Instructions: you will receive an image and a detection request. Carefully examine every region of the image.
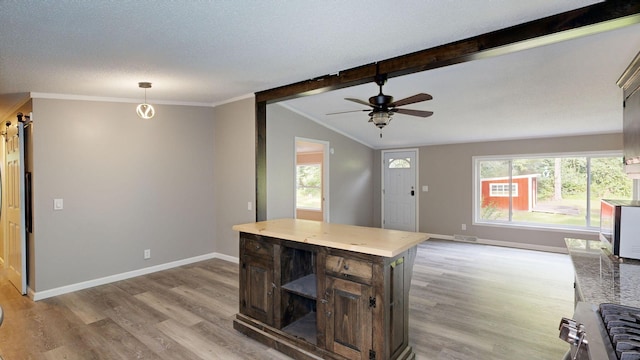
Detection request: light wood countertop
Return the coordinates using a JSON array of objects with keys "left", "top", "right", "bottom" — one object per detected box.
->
[{"left": 232, "top": 218, "right": 429, "bottom": 258}]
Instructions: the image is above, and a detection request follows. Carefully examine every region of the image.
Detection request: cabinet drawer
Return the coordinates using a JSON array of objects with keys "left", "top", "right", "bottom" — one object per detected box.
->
[
  {"left": 325, "top": 255, "right": 372, "bottom": 280},
  {"left": 243, "top": 237, "right": 273, "bottom": 258}
]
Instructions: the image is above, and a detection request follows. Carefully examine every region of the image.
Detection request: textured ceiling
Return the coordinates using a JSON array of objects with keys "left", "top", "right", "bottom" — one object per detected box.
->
[
  {"left": 3, "top": 0, "right": 636, "bottom": 148},
  {"left": 283, "top": 22, "right": 640, "bottom": 148}
]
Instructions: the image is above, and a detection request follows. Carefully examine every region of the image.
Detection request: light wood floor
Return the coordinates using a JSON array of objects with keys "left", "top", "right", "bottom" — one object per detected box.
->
[{"left": 0, "top": 240, "right": 574, "bottom": 360}]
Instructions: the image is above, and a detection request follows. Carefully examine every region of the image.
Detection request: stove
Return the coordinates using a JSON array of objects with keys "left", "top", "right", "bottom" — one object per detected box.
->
[{"left": 560, "top": 302, "right": 640, "bottom": 360}]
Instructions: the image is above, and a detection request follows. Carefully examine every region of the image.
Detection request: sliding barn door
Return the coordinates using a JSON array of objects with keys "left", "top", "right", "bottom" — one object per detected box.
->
[{"left": 5, "top": 121, "right": 27, "bottom": 295}]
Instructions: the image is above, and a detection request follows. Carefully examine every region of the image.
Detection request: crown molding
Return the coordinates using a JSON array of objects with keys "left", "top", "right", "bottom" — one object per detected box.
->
[
  {"left": 211, "top": 93, "right": 255, "bottom": 107},
  {"left": 30, "top": 92, "right": 214, "bottom": 107}
]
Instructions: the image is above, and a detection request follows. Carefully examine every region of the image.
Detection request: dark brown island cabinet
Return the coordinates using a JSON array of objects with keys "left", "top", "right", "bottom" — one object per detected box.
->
[{"left": 232, "top": 219, "right": 429, "bottom": 360}]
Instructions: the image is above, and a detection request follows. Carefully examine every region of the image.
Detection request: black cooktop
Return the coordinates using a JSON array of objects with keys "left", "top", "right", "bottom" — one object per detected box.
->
[{"left": 600, "top": 303, "right": 640, "bottom": 360}]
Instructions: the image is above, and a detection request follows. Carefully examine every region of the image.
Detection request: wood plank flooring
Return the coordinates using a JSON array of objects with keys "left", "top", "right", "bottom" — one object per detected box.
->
[{"left": 0, "top": 240, "right": 574, "bottom": 359}]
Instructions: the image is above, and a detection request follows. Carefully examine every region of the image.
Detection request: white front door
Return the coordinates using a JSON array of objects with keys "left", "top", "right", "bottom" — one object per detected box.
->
[
  {"left": 5, "top": 120, "right": 27, "bottom": 294},
  {"left": 383, "top": 150, "right": 418, "bottom": 232}
]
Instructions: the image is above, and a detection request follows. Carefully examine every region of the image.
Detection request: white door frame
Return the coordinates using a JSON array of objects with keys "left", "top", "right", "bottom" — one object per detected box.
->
[
  {"left": 294, "top": 137, "right": 330, "bottom": 222},
  {"left": 381, "top": 148, "right": 419, "bottom": 231}
]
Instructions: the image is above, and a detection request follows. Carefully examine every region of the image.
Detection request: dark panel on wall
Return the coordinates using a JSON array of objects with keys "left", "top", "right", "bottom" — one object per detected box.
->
[{"left": 256, "top": 101, "right": 267, "bottom": 221}]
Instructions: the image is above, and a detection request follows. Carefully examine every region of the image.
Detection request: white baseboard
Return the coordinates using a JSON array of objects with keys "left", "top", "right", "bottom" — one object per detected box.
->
[
  {"left": 425, "top": 233, "right": 568, "bottom": 254},
  {"left": 31, "top": 252, "right": 240, "bottom": 301},
  {"left": 213, "top": 252, "right": 240, "bottom": 264},
  {"left": 29, "top": 235, "right": 566, "bottom": 301}
]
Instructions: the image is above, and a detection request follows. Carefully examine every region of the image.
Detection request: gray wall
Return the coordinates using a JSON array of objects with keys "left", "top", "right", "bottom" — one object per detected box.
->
[
  {"left": 32, "top": 98, "right": 217, "bottom": 292},
  {"left": 26, "top": 94, "right": 616, "bottom": 293},
  {"left": 267, "top": 104, "right": 374, "bottom": 226},
  {"left": 413, "top": 133, "right": 623, "bottom": 249},
  {"left": 212, "top": 97, "right": 256, "bottom": 258}
]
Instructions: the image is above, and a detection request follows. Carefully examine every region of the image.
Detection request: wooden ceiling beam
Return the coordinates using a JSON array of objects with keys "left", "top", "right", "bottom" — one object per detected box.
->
[{"left": 256, "top": 1, "right": 640, "bottom": 104}]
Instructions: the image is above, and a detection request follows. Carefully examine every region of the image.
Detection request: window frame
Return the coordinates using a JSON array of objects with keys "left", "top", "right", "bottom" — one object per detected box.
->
[{"left": 472, "top": 151, "right": 629, "bottom": 233}]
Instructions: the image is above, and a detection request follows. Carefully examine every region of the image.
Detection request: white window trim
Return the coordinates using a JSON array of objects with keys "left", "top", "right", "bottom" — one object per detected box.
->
[{"left": 472, "top": 151, "right": 626, "bottom": 232}]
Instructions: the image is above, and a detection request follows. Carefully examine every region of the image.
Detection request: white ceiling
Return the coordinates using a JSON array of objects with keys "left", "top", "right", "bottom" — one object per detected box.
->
[
  {"left": 283, "top": 22, "right": 640, "bottom": 148},
  {"left": 2, "top": 1, "right": 638, "bottom": 148}
]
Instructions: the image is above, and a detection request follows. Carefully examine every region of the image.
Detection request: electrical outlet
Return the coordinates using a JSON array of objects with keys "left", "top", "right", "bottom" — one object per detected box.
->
[
  {"left": 461, "top": 224, "right": 467, "bottom": 231},
  {"left": 144, "top": 249, "right": 151, "bottom": 260},
  {"left": 54, "top": 198, "right": 64, "bottom": 210}
]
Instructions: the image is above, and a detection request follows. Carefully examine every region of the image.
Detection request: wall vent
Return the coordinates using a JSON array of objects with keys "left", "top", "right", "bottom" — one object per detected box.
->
[{"left": 453, "top": 234, "right": 478, "bottom": 242}]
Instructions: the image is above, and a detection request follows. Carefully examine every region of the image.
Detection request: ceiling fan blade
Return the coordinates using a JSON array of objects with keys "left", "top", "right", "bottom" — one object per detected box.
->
[
  {"left": 393, "top": 108, "right": 434, "bottom": 117},
  {"left": 390, "top": 93, "right": 433, "bottom": 107},
  {"left": 345, "top": 98, "right": 374, "bottom": 107},
  {"left": 326, "top": 109, "right": 369, "bottom": 115}
]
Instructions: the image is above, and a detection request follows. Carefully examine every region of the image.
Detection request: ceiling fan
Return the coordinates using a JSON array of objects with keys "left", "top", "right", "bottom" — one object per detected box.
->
[{"left": 328, "top": 73, "right": 433, "bottom": 135}]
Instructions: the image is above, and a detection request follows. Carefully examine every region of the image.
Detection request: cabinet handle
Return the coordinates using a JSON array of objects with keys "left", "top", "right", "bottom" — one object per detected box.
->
[
  {"left": 320, "top": 299, "right": 328, "bottom": 304},
  {"left": 255, "top": 244, "right": 261, "bottom": 250},
  {"left": 326, "top": 311, "right": 332, "bottom": 318},
  {"left": 343, "top": 264, "right": 350, "bottom": 270}
]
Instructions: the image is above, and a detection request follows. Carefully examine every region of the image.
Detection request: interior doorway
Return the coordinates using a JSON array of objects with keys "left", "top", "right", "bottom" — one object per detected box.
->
[
  {"left": 2, "top": 117, "right": 28, "bottom": 295},
  {"left": 295, "top": 138, "right": 329, "bottom": 222},
  {"left": 382, "top": 149, "right": 418, "bottom": 232}
]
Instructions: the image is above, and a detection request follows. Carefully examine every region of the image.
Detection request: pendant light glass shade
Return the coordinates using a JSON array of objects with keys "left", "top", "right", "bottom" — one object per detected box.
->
[
  {"left": 370, "top": 112, "right": 391, "bottom": 129},
  {"left": 136, "top": 103, "right": 155, "bottom": 119},
  {"left": 136, "top": 82, "right": 155, "bottom": 119}
]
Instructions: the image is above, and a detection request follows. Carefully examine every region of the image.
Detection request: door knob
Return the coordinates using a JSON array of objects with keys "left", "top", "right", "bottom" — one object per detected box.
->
[{"left": 410, "top": 190, "right": 415, "bottom": 196}]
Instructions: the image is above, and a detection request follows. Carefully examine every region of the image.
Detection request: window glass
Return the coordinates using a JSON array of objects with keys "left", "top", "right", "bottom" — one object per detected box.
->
[
  {"left": 489, "top": 183, "right": 518, "bottom": 197},
  {"left": 388, "top": 158, "right": 411, "bottom": 169},
  {"left": 296, "top": 164, "right": 322, "bottom": 210},
  {"left": 511, "top": 157, "right": 586, "bottom": 227},
  {"left": 475, "top": 154, "right": 631, "bottom": 230},
  {"left": 478, "top": 160, "right": 510, "bottom": 221},
  {"left": 590, "top": 156, "right": 633, "bottom": 227}
]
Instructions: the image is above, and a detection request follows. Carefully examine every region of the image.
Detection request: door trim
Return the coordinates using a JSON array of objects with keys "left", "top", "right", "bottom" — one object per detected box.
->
[{"left": 381, "top": 149, "right": 419, "bottom": 231}]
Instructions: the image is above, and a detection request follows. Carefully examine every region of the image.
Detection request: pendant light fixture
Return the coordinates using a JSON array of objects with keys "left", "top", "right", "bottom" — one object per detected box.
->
[{"left": 136, "top": 82, "right": 155, "bottom": 119}]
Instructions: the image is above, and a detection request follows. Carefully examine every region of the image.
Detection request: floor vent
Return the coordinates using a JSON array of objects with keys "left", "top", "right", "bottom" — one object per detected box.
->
[{"left": 453, "top": 234, "right": 478, "bottom": 242}]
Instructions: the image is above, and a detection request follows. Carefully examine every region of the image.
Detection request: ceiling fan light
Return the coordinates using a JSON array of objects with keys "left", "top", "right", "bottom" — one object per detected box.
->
[{"left": 371, "top": 112, "right": 391, "bottom": 129}]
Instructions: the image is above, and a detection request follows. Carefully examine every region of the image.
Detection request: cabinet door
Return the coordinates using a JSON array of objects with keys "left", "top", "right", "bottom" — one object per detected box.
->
[
  {"left": 389, "top": 257, "right": 406, "bottom": 357},
  {"left": 241, "top": 255, "right": 274, "bottom": 325},
  {"left": 324, "top": 276, "right": 372, "bottom": 360}
]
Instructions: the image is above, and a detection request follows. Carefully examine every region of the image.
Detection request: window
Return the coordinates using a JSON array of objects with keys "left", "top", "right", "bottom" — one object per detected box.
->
[
  {"left": 388, "top": 158, "right": 411, "bottom": 168},
  {"left": 489, "top": 183, "right": 518, "bottom": 197},
  {"left": 296, "top": 164, "right": 322, "bottom": 210},
  {"left": 475, "top": 153, "right": 632, "bottom": 230}
]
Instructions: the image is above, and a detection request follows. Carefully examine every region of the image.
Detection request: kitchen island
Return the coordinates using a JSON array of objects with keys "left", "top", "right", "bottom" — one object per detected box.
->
[
  {"left": 565, "top": 238, "right": 640, "bottom": 308},
  {"left": 232, "top": 218, "right": 429, "bottom": 360}
]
